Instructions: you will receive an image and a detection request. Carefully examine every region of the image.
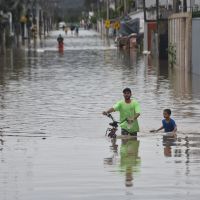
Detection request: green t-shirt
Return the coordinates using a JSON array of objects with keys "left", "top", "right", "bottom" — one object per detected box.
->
[{"left": 113, "top": 99, "right": 141, "bottom": 133}]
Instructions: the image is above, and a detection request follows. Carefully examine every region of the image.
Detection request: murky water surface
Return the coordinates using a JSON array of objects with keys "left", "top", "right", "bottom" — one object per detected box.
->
[{"left": 0, "top": 29, "right": 200, "bottom": 200}]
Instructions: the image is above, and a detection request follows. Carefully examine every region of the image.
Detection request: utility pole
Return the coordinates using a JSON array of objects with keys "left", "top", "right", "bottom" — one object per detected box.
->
[
  {"left": 114, "top": 0, "right": 117, "bottom": 11},
  {"left": 106, "top": 0, "right": 109, "bottom": 37},
  {"left": 97, "top": 0, "right": 100, "bottom": 19},
  {"left": 106, "top": 0, "right": 109, "bottom": 20},
  {"left": 124, "top": 0, "right": 127, "bottom": 14}
]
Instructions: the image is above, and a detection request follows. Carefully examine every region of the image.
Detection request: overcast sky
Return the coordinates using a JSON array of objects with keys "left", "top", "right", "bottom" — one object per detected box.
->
[{"left": 145, "top": 0, "right": 200, "bottom": 7}]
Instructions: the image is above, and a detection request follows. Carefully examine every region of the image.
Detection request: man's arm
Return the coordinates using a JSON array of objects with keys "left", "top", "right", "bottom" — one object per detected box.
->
[
  {"left": 127, "top": 113, "right": 140, "bottom": 124},
  {"left": 133, "top": 100, "right": 141, "bottom": 121},
  {"left": 102, "top": 108, "right": 115, "bottom": 115},
  {"left": 128, "top": 113, "right": 140, "bottom": 123},
  {"left": 134, "top": 113, "right": 140, "bottom": 120}
]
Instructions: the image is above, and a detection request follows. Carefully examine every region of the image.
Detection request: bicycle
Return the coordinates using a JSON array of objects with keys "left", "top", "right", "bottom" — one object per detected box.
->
[{"left": 105, "top": 113, "right": 120, "bottom": 138}]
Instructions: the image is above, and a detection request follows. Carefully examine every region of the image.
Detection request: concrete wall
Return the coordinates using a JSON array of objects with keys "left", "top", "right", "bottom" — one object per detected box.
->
[
  {"left": 168, "top": 12, "right": 192, "bottom": 72},
  {"left": 192, "top": 18, "right": 200, "bottom": 75},
  {"left": 144, "top": 22, "right": 148, "bottom": 51}
]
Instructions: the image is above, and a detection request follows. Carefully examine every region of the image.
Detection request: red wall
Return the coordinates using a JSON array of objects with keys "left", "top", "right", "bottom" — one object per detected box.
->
[{"left": 147, "top": 22, "right": 157, "bottom": 51}]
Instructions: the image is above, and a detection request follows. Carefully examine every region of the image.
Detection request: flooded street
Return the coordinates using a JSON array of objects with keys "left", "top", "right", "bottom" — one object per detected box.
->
[{"left": 0, "top": 29, "right": 200, "bottom": 200}]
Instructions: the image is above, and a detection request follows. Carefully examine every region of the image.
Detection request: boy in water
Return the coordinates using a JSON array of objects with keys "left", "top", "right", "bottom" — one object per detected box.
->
[{"left": 151, "top": 109, "right": 177, "bottom": 136}]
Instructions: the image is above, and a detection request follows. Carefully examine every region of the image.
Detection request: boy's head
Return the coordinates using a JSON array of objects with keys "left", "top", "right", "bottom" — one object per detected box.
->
[
  {"left": 163, "top": 109, "right": 171, "bottom": 119},
  {"left": 123, "top": 88, "right": 132, "bottom": 100}
]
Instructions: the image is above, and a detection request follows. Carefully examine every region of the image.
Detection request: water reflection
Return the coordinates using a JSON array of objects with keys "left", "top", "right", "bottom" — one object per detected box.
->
[
  {"left": 163, "top": 136, "right": 177, "bottom": 157},
  {"left": 104, "top": 139, "right": 118, "bottom": 165},
  {"left": 143, "top": 54, "right": 199, "bottom": 100},
  {"left": 0, "top": 138, "right": 4, "bottom": 151},
  {"left": 169, "top": 68, "right": 192, "bottom": 98},
  {"left": 161, "top": 132, "right": 200, "bottom": 178},
  {"left": 117, "top": 49, "right": 137, "bottom": 67},
  {"left": 104, "top": 138, "right": 140, "bottom": 188},
  {"left": 120, "top": 138, "right": 140, "bottom": 187},
  {"left": 0, "top": 29, "right": 200, "bottom": 199},
  {"left": 0, "top": 49, "right": 26, "bottom": 85}
]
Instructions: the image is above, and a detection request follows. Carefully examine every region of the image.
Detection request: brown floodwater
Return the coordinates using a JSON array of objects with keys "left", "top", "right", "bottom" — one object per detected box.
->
[{"left": 0, "top": 29, "right": 200, "bottom": 200}]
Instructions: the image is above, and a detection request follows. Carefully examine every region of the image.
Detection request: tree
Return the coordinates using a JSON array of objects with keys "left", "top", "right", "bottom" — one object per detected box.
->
[
  {"left": 0, "top": 0, "right": 22, "bottom": 12},
  {"left": 84, "top": 0, "right": 97, "bottom": 11}
]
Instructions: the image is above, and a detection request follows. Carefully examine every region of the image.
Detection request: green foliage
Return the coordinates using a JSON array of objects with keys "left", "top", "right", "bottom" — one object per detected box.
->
[
  {"left": 110, "top": 9, "right": 119, "bottom": 19},
  {"left": 99, "top": 8, "right": 119, "bottom": 20},
  {"left": 117, "top": 4, "right": 124, "bottom": 15},
  {"left": 90, "top": 15, "right": 97, "bottom": 24},
  {"left": 192, "top": 10, "right": 200, "bottom": 18},
  {"left": 84, "top": 0, "right": 98, "bottom": 11},
  {"left": 0, "top": 0, "right": 23, "bottom": 24},
  {"left": 0, "top": 0, "right": 21, "bottom": 12},
  {"left": 128, "top": 0, "right": 135, "bottom": 10},
  {"left": 168, "top": 43, "right": 176, "bottom": 67}
]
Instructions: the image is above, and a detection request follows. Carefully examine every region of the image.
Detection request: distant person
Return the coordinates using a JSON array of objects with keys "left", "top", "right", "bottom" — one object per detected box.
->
[
  {"left": 75, "top": 25, "right": 79, "bottom": 36},
  {"left": 102, "top": 88, "right": 141, "bottom": 136},
  {"left": 57, "top": 34, "right": 64, "bottom": 52},
  {"left": 151, "top": 109, "right": 177, "bottom": 136},
  {"left": 64, "top": 27, "right": 68, "bottom": 35},
  {"left": 31, "top": 25, "right": 37, "bottom": 39},
  {"left": 70, "top": 25, "right": 75, "bottom": 35},
  {"left": 57, "top": 34, "right": 64, "bottom": 45}
]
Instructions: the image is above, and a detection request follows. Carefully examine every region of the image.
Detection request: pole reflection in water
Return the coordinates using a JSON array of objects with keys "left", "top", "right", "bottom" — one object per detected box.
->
[
  {"left": 117, "top": 49, "right": 137, "bottom": 67},
  {"left": 0, "top": 138, "right": 4, "bottom": 151}
]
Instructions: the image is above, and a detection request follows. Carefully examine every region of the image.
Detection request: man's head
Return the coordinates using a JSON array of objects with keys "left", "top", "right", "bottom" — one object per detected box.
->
[
  {"left": 163, "top": 109, "right": 171, "bottom": 119},
  {"left": 123, "top": 88, "right": 132, "bottom": 101}
]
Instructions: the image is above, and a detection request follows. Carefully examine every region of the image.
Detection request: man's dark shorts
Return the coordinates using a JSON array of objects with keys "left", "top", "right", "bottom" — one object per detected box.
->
[{"left": 121, "top": 129, "right": 137, "bottom": 136}]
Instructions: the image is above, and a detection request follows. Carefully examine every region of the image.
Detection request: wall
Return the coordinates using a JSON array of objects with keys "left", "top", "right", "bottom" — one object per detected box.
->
[
  {"left": 168, "top": 12, "right": 192, "bottom": 72},
  {"left": 143, "top": 21, "right": 157, "bottom": 54},
  {"left": 192, "top": 18, "right": 200, "bottom": 75}
]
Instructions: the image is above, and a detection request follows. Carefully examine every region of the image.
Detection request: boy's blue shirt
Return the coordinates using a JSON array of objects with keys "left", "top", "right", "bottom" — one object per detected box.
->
[{"left": 162, "top": 118, "right": 176, "bottom": 132}]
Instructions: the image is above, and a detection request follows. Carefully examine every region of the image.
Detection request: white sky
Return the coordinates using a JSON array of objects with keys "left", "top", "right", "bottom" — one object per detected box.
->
[{"left": 145, "top": 0, "right": 200, "bottom": 7}]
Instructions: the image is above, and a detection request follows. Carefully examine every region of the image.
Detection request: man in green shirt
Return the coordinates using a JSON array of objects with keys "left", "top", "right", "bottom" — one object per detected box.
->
[{"left": 102, "top": 88, "right": 141, "bottom": 136}]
